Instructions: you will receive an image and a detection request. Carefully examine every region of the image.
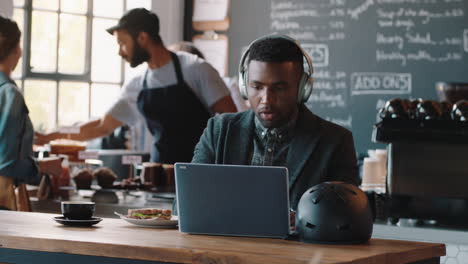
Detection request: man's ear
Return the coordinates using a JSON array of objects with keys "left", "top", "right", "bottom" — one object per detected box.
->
[
  {"left": 14, "top": 44, "right": 21, "bottom": 56},
  {"left": 10, "top": 43, "right": 21, "bottom": 61},
  {"left": 136, "top": 31, "right": 150, "bottom": 47}
]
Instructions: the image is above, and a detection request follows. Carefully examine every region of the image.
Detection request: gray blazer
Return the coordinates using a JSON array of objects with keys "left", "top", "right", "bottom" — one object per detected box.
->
[{"left": 192, "top": 106, "right": 359, "bottom": 209}]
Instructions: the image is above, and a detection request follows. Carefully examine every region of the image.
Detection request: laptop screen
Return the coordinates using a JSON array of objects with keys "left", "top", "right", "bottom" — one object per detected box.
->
[{"left": 175, "top": 163, "right": 290, "bottom": 238}]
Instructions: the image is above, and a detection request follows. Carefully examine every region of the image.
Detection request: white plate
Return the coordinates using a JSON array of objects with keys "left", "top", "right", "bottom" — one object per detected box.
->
[{"left": 114, "top": 212, "right": 178, "bottom": 228}]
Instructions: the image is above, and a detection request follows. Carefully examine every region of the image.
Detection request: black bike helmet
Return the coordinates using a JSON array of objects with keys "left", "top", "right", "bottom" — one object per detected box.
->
[{"left": 296, "top": 181, "right": 373, "bottom": 244}]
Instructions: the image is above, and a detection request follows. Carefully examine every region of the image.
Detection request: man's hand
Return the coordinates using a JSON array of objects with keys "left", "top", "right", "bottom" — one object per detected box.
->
[
  {"left": 34, "top": 131, "right": 58, "bottom": 146},
  {"left": 37, "top": 157, "right": 63, "bottom": 177},
  {"left": 34, "top": 114, "right": 123, "bottom": 145}
]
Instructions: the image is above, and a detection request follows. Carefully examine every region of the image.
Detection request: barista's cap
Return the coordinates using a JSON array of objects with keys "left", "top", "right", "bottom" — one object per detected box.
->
[{"left": 106, "top": 8, "right": 159, "bottom": 37}]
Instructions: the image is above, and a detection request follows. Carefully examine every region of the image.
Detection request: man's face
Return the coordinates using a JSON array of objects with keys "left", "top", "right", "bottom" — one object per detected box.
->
[
  {"left": 115, "top": 29, "right": 149, "bottom": 67},
  {"left": 247, "top": 60, "right": 301, "bottom": 128}
]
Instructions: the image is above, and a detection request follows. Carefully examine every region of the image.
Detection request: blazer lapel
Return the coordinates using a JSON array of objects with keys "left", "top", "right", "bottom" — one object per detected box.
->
[
  {"left": 224, "top": 111, "right": 255, "bottom": 164},
  {"left": 286, "top": 107, "right": 322, "bottom": 187}
]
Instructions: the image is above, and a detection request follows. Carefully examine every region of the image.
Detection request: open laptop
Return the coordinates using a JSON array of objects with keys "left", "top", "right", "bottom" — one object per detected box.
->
[{"left": 175, "top": 163, "right": 290, "bottom": 238}]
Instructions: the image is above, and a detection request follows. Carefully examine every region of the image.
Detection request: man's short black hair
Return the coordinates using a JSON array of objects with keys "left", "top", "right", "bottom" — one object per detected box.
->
[
  {"left": 248, "top": 37, "right": 303, "bottom": 66},
  {"left": 0, "top": 16, "right": 21, "bottom": 62}
]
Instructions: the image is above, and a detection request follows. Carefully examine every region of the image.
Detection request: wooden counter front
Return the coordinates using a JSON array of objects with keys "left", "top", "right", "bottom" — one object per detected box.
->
[{"left": 0, "top": 211, "right": 445, "bottom": 264}]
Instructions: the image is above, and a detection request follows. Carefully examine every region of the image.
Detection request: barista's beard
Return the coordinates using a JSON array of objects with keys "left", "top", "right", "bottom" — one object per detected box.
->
[{"left": 130, "top": 42, "right": 150, "bottom": 68}]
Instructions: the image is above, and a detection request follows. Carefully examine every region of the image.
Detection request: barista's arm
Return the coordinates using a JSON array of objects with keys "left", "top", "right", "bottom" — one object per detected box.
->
[
  {"left": 35, "top": 114, "right": 123, "bottom": 144},
  {"left": 210, "top": 95, "right": 237, "bottom": 114},
  {"left": 191, "top": 61, "right": 237, "bottom": 114}
]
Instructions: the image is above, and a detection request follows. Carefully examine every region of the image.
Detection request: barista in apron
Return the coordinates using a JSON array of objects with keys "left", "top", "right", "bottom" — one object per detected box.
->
[
  {"left": 137, "top": 52, "right": 211, "bottom": 163},
  {"left": 35, "top": 8, "right": 237, "bottom": 158}
]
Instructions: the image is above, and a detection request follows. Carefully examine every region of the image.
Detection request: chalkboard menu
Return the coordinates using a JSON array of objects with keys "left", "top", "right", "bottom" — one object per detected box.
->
[{"left": 227, "top": 0, "right": 468, "bottom": 154}]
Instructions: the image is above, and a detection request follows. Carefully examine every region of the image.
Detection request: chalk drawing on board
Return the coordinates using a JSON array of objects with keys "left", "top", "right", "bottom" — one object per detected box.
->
[
  {"left": 464, "top": 29, "right": 468, "bottom": 52},
  {"left": 302, "top": 44, "right": 329, "bottom": 67},
  {"left": 309, "top": 91, "right": 347, "bottom": 108},
  {"left": 348, "top": 0, "right": 374, "bottom": 20},
  {"left": 350, "top": 72, "right": 412, "bottom": 95}
]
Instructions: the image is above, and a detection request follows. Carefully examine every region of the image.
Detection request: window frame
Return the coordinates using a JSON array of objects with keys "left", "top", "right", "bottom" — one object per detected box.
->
[
  {"left": 12, "top": 0, "right": 145, "bottom": 130},
  {"left": 22, "top": 0, "right": 98, "bottom": 82}
]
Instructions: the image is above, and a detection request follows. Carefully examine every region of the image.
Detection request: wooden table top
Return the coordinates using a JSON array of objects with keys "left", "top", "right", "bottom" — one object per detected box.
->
[{"left": 0, "top": 211, "right": 445, "bottom": 264}]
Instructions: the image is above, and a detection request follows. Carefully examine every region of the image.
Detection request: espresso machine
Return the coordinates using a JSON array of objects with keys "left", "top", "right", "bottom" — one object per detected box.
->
[{"left": 373, "top": 83, "right": 468, "bottom": 226}]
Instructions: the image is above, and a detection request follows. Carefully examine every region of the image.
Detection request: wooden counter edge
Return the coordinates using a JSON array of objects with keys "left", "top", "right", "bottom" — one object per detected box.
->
[
  {"left": 384, "top": 241, "right": 445, "bottom": 264},
  {"left": 0, "top": 235, "right": 317, "bottom": 264}
]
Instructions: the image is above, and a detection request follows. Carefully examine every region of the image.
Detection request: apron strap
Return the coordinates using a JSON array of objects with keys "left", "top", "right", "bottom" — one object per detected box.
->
[
  {"left": 142, "top": 69, "right": 148, "bottom": 90},
  {"left": 170, "top": 52, "right": 185, "bottom": 84}
]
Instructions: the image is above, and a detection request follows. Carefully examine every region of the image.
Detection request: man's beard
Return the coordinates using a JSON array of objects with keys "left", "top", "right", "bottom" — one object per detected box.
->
[{"left": 130, "top": 42, "right": 150, "bottom": 67}]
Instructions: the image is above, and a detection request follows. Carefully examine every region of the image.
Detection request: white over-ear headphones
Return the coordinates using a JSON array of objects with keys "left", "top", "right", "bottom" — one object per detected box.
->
[{"left": 238, "top": 34, "right": 314, "bottom": 104}]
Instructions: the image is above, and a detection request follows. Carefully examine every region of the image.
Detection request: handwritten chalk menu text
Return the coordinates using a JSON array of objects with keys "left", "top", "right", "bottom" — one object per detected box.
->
[
  {"left": 227, "top": 0, "right": 467, "bottom": 153},
  {"left": 351, "top": 73, "right": 412, "bottom": 95}
]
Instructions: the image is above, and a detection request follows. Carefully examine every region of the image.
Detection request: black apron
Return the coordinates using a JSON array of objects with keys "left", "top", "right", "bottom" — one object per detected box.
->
[{"left": 137, "top": 52, "right": 211, "bottom": 163}]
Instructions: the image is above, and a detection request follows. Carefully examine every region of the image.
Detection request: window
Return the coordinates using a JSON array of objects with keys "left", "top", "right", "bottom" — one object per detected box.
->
[{"left": 12, "top": 0, "right": 151, "bottom": 132}]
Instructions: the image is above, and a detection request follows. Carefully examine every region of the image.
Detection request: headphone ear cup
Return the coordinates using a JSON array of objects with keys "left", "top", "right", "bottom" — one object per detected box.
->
[
  {"left": 298, "top": 73, "right": 313, "bottom": 103},
  {"left": 238, "top": 70, "right": 248, "bottom": 100},
  {"left": 302, "top": 75, "right": 314, "bottom": 103},
  {"left": 240, "top": 70, "right": 249, "bottom": 100},
  {"left": 296, "top": 73, "right": 308, "bottom": 104}
]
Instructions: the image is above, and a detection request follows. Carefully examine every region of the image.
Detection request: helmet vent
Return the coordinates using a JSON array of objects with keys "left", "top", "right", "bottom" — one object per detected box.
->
[
  {"left": 343, "top": 188, "right": 357, "bottom": 195},
  {"left": 311, "top": 194, "right": 322, "bottom": 204},
  {"left": 337, "top": 224, "right": 350, "bottom": 231},
  {"left": 306, "top": 222, "right": 316, "bottom": 229},
  {"left": 336, "top": 192, "right": 346, "bottom": 203}
]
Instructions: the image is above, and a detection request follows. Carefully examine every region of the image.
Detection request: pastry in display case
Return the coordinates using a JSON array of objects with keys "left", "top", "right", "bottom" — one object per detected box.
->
[
  {"left": 93, "top": 167, "right": 118, "bottom": 189},
  {"left": 72, "top": 168, "right": 93, "bottom": 190},
  {"left": 49, "top": 139, "right": 87, "bottom": 162}
]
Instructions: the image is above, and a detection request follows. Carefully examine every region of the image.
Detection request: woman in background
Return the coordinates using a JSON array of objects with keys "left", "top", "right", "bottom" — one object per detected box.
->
[{"left": 0, "top": 15, "right": 61, "bottom": 210}]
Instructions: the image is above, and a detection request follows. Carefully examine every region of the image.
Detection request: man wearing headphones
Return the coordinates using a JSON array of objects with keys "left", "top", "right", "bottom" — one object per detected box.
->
[{"left": 192, "top": 34, "right": 359, "bottom": 210}]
